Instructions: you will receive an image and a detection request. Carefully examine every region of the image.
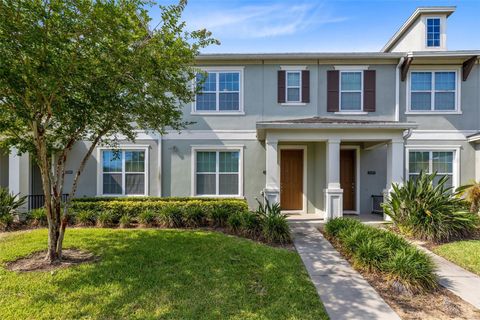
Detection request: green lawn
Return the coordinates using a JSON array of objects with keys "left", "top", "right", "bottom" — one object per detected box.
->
[
  {"left": 434, "top": 240, "right": 480, "bottom": 276},
  {"left": 0, "top": 228, "right": 327, "bottom": 320}
]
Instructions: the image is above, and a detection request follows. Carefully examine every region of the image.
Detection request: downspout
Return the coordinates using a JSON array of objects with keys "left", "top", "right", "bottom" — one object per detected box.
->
[{"left": 394, "top": 56, "right": 405, "bottom": 122}]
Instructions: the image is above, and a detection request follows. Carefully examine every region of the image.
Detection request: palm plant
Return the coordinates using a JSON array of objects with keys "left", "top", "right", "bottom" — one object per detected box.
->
[
  {"left": 382, "top": 171, "right": 479, "bottom": 242},
  {"left": 0, "top": 187, "right": 27, "bottom": 230},
  {"left": 457, "top": 181, "right": 480, "bottom": 214}
]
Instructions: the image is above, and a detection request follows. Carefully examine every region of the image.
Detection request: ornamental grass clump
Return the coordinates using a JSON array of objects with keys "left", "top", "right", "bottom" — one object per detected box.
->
[
  {"left": 28, "top": 208, "right": 48, "bottom": 227},
  {"left": 0, "top": 187, "right": 26, "bottom": 230},
  {"left": 324, "top": 217, "right": 438, "bottom": 293},
  {"left": 138, "top": 209, "right": 157, "bottom": 227},
  {"left": 382, "top": 171, "right": 479, "bottom": 242},
  {"left": 183, "top": 205, "right": 206, "bottom": 228}
]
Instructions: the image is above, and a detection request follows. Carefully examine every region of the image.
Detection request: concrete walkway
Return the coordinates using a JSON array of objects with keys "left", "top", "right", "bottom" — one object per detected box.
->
[
  {"left": 290, "top": 222, "right": 400, "bottom": 320},
  {"left": 416, "top": 244, "right": 480, "bottom": 309}
]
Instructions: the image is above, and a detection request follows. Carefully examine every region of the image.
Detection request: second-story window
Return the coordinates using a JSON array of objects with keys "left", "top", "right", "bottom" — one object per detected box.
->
[
  {"left": 426, "top": 18, "right": 441, "bottom": 48},
  {"left": 195, "top": 70, "right": 242, "bottom": 113},
  {"left": 286, "top": 71, "right": 301, "bottom": 102},
  {"left": 410, "top": 71, "right": 457, "bottom": 112},
  {"left": 340, "top": 71, "right": 362, "bottom": 111}
]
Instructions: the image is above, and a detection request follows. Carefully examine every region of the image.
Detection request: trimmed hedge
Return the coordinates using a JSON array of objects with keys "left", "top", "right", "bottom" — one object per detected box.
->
[{"left": 324, "top": 218, "right": 437, "bottom": 293}]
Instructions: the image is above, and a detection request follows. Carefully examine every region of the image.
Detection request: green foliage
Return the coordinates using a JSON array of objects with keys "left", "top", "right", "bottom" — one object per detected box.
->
[
  {"left": 97, "top": 211, "right": 115, "bottom": 228},
  {"left": 138, "top": 210, "right": 157, "bottom": 227},
  {"left": 183, "top": 205, "right": 205, "bottom": 228},
  {"left": 227, "top": 211, "right": 244, "bottom": 233},
  {"left": 0, "top": 187, "right": 27, "bottom": 230},
  {"left": 158, "top": 206, "right": 184, "bottom": 228},
  {"left": 382, "top": 171, "right": 479, "bottom": 242},
  {"left": 383, "top": 247, "right": 438, "bottom": 293},
  {"left": 208, "top": 206, "right": 230, "bottom": 227},
  {"left": 325, "top": 218, "right": 437, "bottom": 293},
  {"left": 262, "top": 213, "right": 291, "bottom": 244},
  {"left": 119, "top": 215, "right": 132, "bottom": 228},
  {"left": 28, "top": 208, "right": 48, "bottom": 227},
  {"left": 75, "top": 211, "right": 97, "bottom": 226},
  {"left": 457, "top": 181, "right": 480, "bottom": 213}
]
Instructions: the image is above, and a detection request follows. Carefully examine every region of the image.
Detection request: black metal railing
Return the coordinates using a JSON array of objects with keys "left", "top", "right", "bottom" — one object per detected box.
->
[
  {"left": 27, "top": 194, "right": 69, "bottom": 211},
  {"left": 371, "top": 195, "right": 384, "bottom": 214}
]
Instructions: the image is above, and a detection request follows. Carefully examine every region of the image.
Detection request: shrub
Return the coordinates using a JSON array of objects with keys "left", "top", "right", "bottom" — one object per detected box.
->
[
  {"left": 227, "top": 211, "right": 244, "bottom": 233},
  {"left": 324, "top": 217, "right": 438, "bottom": 293},
  {"left": 183, "top": 205, "right": 205, "bottom": 228},
  {"left": 457, "top": 181, "right": 480, "bottom": 213},
  {"left": 382, "top": 171, "right": 479, "bottom": 242},
  {"left": 262, "top": 213, "right": 290, "bottom": 244},
  {"left": 324, "top": 217, "right": 362, "bottom": 238},
  {"left": 209, "top": 206, "right": 230, "bottom": 227},
  {"left": 29, "top": 208, "right": 48, "bottom": 227},
  {"left": 75, "top": 210, "right": 97, "bottom": 226},
  {"left": 97, "top": 211, "right": 115, "bottom": 227},
  {"left": 0, "top": 187, "right": 27, "bottom": 230},
  {"left": 138, "top": 209, "right": 156, "bottom": 227},
  {"left": 383, "top": 247, "right": 437, "bottom": 293},
  {"left": 119, "top": 214, "right": 132, "bottom": 228},
  {"left": 241, "top": 211, "right": 262, "bottom": 238},
  {"left": 159, "top": 206, "right": 183, "bottom": 228}
]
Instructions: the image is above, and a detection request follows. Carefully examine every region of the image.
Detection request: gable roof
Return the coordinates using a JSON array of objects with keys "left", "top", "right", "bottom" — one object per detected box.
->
[{"left": 381, "top": 6, "right": 456, "bottom": 53}]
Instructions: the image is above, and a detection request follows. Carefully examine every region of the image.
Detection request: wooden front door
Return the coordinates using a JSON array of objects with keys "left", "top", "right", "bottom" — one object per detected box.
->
[
  {"left": 340, "top": 149, "right": 356, "bottom": 211},
  {"left": 280, "top": 149, "right": 304, "bottom": 211}
]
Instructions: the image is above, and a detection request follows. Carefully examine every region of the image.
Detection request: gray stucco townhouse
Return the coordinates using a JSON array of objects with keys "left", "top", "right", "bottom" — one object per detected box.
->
[{"left": 2, "top": 6, "right": 480, "bottom": 220}]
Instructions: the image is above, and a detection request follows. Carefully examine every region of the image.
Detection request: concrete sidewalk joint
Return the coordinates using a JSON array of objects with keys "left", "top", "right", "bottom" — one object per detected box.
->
[{"left": 289, "top": 221, "right": 400, "bottom": 320}]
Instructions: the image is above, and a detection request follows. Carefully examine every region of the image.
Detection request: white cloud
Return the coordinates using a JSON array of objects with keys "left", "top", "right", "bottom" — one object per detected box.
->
[{"left": 184, "top": 2, "right": 347, "bottom": 39}]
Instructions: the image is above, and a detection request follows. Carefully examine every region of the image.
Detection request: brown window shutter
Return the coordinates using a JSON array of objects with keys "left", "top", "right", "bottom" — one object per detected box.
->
[
  {"left": 277, "top": 70, "right": 286, "bottom": 103},
  {"left": 363, "top": 70, "right": 376, "bottom": 112},
  {"left": 301, "top": 70, "right": 310, "bottom": 103},
  {"left": 327, "top": 70, "right": 339, "bottom": 112}
]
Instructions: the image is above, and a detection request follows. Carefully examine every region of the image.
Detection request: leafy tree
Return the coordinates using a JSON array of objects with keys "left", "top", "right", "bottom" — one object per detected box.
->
[{"left": 0, "top": 0, "right": 217, "bottom": 262}]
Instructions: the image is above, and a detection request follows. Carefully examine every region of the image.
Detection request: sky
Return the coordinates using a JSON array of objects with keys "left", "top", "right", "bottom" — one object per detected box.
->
[{"left": 148, "top": 0, "right": 480, "bottom": 53}]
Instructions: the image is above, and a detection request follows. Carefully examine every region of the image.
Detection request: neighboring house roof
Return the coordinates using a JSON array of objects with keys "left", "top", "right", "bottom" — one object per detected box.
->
[
  {"left": 381, "top": 6, "right": 456, "bottom": 53},
  {"left": 256, "top": 117, "right": 417, "bottom": 139}
]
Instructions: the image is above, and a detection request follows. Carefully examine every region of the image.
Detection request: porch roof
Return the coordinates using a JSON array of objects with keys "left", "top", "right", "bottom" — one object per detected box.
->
[{"left": 256, "top": 117, "right": 417, "bottom": 140}]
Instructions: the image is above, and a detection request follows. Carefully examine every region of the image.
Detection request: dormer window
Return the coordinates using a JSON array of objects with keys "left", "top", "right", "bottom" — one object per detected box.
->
[{"left": 426, "top": 18, "right": 441, "bottom": 47}]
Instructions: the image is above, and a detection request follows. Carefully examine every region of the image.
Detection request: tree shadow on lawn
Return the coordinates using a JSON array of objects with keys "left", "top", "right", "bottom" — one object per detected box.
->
[{"left": 30, "top": 229, "right": 326, "bottom": 319}]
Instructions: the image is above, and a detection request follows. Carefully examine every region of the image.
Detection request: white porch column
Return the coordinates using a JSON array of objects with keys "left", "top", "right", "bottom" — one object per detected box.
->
[
  {"left": 324, "top": 139, "right": 343, "bottom": 221},
  {"left": 383, "top": 139, "right": 404, "bottom": 221},
  {"left": 8, "top": 148, "right": 30, "bottom": 211},
  {"left": 264, "top": 138, "right": 280, "bottom": 204}
]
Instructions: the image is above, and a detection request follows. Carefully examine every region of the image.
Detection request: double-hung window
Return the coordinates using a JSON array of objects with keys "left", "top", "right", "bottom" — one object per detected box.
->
[
  {"left": 340, "top": 71, "right": 362, "bottom": 111},
  {"left": 426, "top": 18, "right": 441, "bottom": 48},
  {"left": 100, "top": 149, "right": 148, "bottom": 196},
  {"left": 194, "top": 149, "right": 242, "bottom": 196},
  {"left": 286, "top": 71, "right": 301, "bottom": 102},
  {"left": 409, "top": 71, "right": 457, "bottom": 112},
  {"left": 195, "top": 69, "right": 243, "bottom": 113},
  {"left": 408, "top": 150, "right": 456, "bottom": 189}
]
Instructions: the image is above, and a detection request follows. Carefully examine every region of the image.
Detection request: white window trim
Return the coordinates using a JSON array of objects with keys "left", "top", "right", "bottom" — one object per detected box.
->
[
  {"left": 280, "top": 65, "right": 307, "bottom": 71},
  {"left": 191, "top": 145, "right": 244, "bottom": 198},
  {"left": 192, "top": 66, "right": 245, "bottom": 115},
  {"left": 96, "top": 145, "right": 150, "bottom": 197},
  {"left": 406, "top": 68, "right": 461, "bottom": 114},
  {"left": 405, "top": 145, "right": 460, "bottom": 189},
  {"left": 285, "top": 70, "right": 302, "bottom": 103},
  {"left": 423, "top": 16, "right": 446, "bottom": 50},
  {"left": 339, "top": 70, "right": 364, "bottom": 112}
]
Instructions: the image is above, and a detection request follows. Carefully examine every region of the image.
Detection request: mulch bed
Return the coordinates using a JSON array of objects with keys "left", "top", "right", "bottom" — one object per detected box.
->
[
  {"left": 319, "top": 228, "right": 480, "bottom": 320},
  {"left": 6, "top": 249, "right": 98, "bottom": 273}
]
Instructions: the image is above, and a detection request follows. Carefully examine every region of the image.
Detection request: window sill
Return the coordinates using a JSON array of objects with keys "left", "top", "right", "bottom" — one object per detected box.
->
[
  {"left": 280, "top": 102, "right": 307, "bottom": 106},
  {"left": 191, "top": 111, "right": 245, "bottom": 116},
  {"left": 405, "top": 111, "right": 462, "bottom": 115},
  {"left": 334, "top": 111, "right": 368, "bottom": 115}
]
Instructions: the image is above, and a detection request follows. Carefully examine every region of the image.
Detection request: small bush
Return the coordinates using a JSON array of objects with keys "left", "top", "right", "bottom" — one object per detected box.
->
[
  {"left": 0, "top": 214, "right": 13, "bottom": 231},
  {"left": 383, "top": 247, "right": 437, "bottom": 293},
  {"left": 0, "top": 187, "right": 27, "bottom": 230},
  {"left": 209, "top": 207, "right": 230, "bottom": 227},
  {"left": 241, "top": 211, "right": 262, "bottom": 237},
  {"left": 75, "top": 210, "right": 97, "bottom": 226},
  {"left": 383, "top": 171, "right": 479, "bottom": 242},
  {"left": 262, "top": 213, "right": 290, "bottom": 244},
  {"left": 325, "top": 217, "right": 438, "bottom": 293},
  {"left": 227, "top": 211, "right": 244, "bottom": 233},
  {"left": 119, "top": 215, "right": 132, "bottom": 228},
  {"left": 183, "top": 205, "right": 205, "bottom": 228},
  {"left": 138, "top": 209, "right": 156, "bottom": 227},
  {"left": 97, "top": 211, "right": 115, "bottom": 227},
  {"left": 159, "top": 206, "right": 183, "bottom": 228},
  {"left": 27, "top": 208, "right": 48, "bottom": 227}
]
